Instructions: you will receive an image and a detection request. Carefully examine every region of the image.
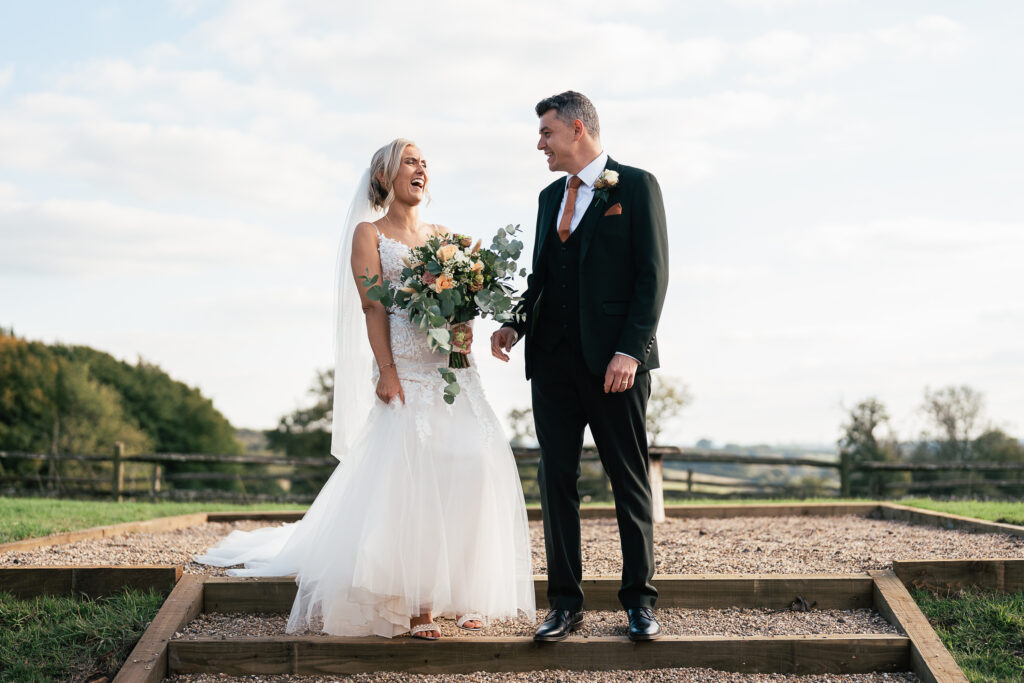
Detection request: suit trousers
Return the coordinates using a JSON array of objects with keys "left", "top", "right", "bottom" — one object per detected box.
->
[{"left": 531, "top": 337, "right": 658, "bottom": 610}]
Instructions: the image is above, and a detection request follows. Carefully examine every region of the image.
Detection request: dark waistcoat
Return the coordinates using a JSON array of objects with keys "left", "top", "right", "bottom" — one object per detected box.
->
[{"left": 533, "top": 222, "right": 583, "bottom": 351}]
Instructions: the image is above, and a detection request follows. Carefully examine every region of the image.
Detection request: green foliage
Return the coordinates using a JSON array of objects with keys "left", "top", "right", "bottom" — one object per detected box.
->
[
  {"left": 0, "top": 587, "right": 166, "bottom": 683},
  {"left": 50, "top": 343, "right": 241, "bottom": 455},
  {"left": 913, "top": 588, "right": 1024, "bottom": 682},
  {"left": 0, "top": 330, "right": 256, "bottom": 495}
]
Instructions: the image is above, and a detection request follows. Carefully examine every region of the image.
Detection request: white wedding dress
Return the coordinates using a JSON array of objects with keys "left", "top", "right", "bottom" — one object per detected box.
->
[{"left": 193, "top": 230, "right": 536, "bottom": 637}]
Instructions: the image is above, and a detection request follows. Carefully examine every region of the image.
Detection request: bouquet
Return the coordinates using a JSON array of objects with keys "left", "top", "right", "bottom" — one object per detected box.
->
[{"left": 361, "top": 224, "right": 526, "bottom": 404}]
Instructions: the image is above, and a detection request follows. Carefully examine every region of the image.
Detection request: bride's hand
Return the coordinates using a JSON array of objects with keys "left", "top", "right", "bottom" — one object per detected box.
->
[
  {"left": 376, "top": 367, "right": 405, "bottom": 405},
  {"left": 452, "top": 324, "right": 473, "bottom": 355}
]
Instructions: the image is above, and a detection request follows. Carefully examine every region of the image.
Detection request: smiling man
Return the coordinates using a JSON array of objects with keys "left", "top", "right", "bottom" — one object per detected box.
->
[{"left": 491, "top": 91, "right": 670, "bottom": 642}]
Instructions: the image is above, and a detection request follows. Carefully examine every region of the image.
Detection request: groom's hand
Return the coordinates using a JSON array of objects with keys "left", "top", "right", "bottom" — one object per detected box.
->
[
  {"left": 604, "top": 354, "right": 639, "bottom": 393},
  {"left": 491, "top": 328, "right": 517, "bottom": 362}
]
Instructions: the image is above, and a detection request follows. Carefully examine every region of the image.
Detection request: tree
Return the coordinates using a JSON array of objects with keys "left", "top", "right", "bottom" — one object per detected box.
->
[
  {"left": 920, "top": 385, "right": 984, "bottom": 461},
  {"left": 0, "top": 330, "right": 255, "bottom": 496},
  {"left": 838, "top": 398, "right": 904, "bottom": 496},
  {"left": 646, "top": 375, "right": 692, "bottom": 446},
  {"left": 506, "top": 407, "right": 535, "bottom": 448},
  {"left": 265, "top": 368, "right": 334, "bottom": 459}
]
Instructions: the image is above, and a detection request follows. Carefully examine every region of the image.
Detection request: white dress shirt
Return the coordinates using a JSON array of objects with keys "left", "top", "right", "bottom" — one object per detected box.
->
[{"left": 555, "top": 151, "right": 608, "bottom": 235}]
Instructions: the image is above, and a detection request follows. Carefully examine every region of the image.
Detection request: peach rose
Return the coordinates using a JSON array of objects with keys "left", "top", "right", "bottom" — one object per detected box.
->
[
  {"left": 470, "top": 260, "right": 484, "bottom": 272},
  {"left": 437, "top": 244, "right": 459, "bottom": 262},
  {"left": 432, "top": 273, "right": 455, "bottom": 292}
]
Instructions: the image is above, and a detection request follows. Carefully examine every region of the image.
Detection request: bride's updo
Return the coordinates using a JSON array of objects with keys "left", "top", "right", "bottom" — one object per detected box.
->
[{"left": 369, "top": 138, "right": 417, "bottom": 211}]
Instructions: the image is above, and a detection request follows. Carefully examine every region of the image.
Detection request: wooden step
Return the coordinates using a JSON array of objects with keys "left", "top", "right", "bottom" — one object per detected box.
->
[
  {"left": 168, "top": 633, "right": 910, "bottom": 676},
  {"left": 203, "top": 574, "right": 875, "bottom": 613}
]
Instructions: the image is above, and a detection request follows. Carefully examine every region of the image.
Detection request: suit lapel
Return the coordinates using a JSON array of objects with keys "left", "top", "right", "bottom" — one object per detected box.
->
[
  {"left": 579, "top": 156, "right": 618, "bottom": 262},
  {"left": 534, "top": 182, "right": 564, "bottom": 269}
]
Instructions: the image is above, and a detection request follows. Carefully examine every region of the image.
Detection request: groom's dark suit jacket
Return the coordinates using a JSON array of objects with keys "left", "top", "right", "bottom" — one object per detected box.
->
[{"left": 509, "top": 156, "right": 669, "bottom": 379}]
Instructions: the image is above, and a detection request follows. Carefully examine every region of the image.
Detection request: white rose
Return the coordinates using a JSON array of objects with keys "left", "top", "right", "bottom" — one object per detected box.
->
[{"left": 602, "top": 170, "right": 619, "bottom": 185}]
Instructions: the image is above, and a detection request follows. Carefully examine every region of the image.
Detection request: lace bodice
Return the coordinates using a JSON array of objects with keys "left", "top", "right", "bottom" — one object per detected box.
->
[{"left": 374, "top": 230, "right": 497, "bottom": 445}]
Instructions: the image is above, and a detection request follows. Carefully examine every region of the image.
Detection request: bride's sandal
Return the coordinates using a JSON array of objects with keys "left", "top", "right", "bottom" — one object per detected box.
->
[
  {"left": 410, "top": 622, "right": 441, "bottom": 640},
  {"left": 456, "top": 613, "right": 486, "bottom": 632}
]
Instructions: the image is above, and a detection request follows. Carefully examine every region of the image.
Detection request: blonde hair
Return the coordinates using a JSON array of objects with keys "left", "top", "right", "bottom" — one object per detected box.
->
[{"left": 368, "top": 138, "right": 419, "bottom": 211}]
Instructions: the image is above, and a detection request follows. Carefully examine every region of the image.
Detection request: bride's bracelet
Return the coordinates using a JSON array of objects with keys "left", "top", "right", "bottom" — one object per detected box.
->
[{"left": 379, "top": 361, "right": 397, "bottom": 370}]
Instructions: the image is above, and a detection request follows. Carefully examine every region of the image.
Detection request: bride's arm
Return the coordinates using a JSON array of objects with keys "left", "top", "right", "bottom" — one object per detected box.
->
[{"left": 351, "top": 222, "right": 404, "bottom": 405}]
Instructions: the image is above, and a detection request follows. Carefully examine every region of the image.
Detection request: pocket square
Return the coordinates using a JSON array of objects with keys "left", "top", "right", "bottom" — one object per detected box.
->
[{"left": 603, "top": 203, "right": 623, "bottom": 217}]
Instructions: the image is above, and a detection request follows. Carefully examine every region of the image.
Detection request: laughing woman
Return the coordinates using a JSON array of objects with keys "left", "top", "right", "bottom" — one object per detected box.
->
[{"left": 193, "top": 139, "right": 535, "bottom": 640}]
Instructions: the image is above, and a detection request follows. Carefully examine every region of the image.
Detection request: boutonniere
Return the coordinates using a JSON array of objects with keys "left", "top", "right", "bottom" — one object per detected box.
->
[{"left": 593, "top": 169, "right": 619, "bottom": 203}]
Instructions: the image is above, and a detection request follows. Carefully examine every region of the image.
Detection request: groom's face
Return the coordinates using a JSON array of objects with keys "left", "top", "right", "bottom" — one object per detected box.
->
[{"left": 537, "top": 109, "right": 576, "bottom": 173}]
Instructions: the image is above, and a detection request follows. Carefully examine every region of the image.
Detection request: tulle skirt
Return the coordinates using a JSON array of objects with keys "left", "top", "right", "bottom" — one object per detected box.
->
[{"left": 193, "top": 363, "right": 536, "bottom": 637}]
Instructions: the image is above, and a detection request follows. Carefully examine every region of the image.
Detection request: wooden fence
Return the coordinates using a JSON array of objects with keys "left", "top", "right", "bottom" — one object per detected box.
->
[{"left": 2, "top": 446, "right": 1023, "bottom": 507}]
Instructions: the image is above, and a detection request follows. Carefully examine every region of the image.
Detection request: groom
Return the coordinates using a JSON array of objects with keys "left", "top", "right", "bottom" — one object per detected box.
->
[{"left": 491, "top": 91, "right": 669, "bottom": 641}]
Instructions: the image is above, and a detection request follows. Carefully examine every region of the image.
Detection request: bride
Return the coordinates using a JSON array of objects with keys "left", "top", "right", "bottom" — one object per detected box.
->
[{"left": 193, "top": 139, "right": 536, "bottom": 640}]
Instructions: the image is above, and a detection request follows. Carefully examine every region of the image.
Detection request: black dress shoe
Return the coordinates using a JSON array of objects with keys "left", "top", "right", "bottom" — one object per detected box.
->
[
  {"left": 626, "top": 607, "right": 661, "bottom": 641},
  {"left": 534, "top": 609, "right": 584, "bottom": 642}
]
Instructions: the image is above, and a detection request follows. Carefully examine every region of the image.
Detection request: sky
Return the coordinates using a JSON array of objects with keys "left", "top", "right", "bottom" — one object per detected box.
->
[{"left": 1, "top": 1, "right": 1022, "bottom": 449}]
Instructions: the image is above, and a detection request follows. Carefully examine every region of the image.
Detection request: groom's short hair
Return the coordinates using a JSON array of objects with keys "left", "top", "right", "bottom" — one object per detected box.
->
[{"left": 535, "top": 91, "right": 600, "bottom": 139}]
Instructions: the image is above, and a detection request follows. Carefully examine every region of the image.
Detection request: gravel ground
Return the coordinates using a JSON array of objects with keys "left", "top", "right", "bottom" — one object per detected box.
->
[
  {"left": 2, "top": 515, "right": 1022, "bottom": 575},
  {"left": 173, "top": 607, "right": 897, "bottom": 639},
  {"left": 167, "top": 671, "right": 918, "bottom": 682}
]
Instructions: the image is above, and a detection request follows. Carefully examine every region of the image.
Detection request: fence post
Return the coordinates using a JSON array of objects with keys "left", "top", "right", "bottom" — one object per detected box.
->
[
  {"left": 150, "top": 463, "right": 162, "bottom": 500},
  {"left": 112, "top": 442, "right": 124, "bottom": 502},
  {"left": 840, "top": 451, "right": 851, "bottom": 498},
  {"left": 649, "top": 453, "right": 665, "bottom": 523},
  {"left": 687, "top": 468, "right": 693, "bottom": 494}
]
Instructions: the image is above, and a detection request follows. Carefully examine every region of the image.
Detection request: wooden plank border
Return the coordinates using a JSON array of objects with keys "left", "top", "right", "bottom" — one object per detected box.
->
[
  {"left": 874, "top": 504, "right": 1024, "bottom": 538},
  {"left": 893, "top": 558, "right": 1024, "bottom": 594},
  {"left": 5, "top": 501, "right": 1022, "bottom": 558},
  {"left": 113, "top": 573, "right": 205, "bottom": 683},
  {"left": 202, "top": 574, "right": 876, "bottom": 613},
  {"left": 168, "top": 633, "right": 910, "bottom": 676},
  {"left": 0, "top": 512, "right": 208, "bottom": 553},
  {"left": 871, "top": 569, "right": 966, "bottom": 683},
  {"left": 0, "top": 565, "right": 181, "bottom": 599}
]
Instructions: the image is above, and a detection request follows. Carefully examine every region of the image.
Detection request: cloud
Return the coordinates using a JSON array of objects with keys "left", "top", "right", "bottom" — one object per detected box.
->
[
  {"left": 0, "top": 196, "right": 325, "bottom": 276},
  {"left": 739, "top": 16, "right": 969, "bottom": 84},
  {"left": 873, "top": 15, "right": 969, "bottom": 59},
  {"left": 789, "top": 218, "right": 1024, "bottom": 257},
  {"left": 0, "top": 65, "right": 12, "bottom": 91}
]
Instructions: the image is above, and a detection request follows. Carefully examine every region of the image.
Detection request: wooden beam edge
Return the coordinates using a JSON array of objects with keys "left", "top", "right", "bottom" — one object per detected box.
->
[
  {"left": 112, "top": 573, "right": 205, "bottom": 683},
  {"left": 167, "top": 633, "right": 911, "bottom": 676},
  {"left": 0, "top": 512, "right": 209, "bottom": 553},
  {"left": 878, "top": 503, "right": 1024, "bottom": 538},
  {"left": 871, "top": 569, "right": 967, "bottom": 683}
]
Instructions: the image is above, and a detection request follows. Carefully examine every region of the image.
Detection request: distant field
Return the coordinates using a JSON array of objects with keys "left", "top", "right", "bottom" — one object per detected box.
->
[{"left": 2, "top": 495, "right": 1023, "bottom": 544}]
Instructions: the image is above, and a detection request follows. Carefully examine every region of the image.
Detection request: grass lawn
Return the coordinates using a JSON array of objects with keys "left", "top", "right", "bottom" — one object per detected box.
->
[
  {"left": 0, "top": 497, "right": 307, "bottom": 544},
  {"left": 0, "top": 587, "right": 165, "bottom": 683},
  {"left": 913, "top": 588, "right": 1024, "bottom": 683}
]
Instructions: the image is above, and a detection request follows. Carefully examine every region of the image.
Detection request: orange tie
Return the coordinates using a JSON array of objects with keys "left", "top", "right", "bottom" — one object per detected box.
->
[{"left": 557, "top": 175, "right": 582, "bottom": 243}]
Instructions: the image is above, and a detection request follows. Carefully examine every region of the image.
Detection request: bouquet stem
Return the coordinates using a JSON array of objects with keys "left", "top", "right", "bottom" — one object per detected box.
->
[{"left": 449, "top": 323, "right": 471, "bottom": 369}]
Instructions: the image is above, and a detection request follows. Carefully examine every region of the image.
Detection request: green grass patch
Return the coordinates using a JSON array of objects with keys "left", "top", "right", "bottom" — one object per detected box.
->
[
  {"left": 0, "top": 587, "right": 165, "bottom": 683},
  {"left": 912, "top": 587, "right": 1024, "bottom": 682},
  {"left": 0, "top": 497, "right": 307, "bottom": 544},
  {"left": 898, "top": 498, "right": 1024, "bottom": 526}
]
